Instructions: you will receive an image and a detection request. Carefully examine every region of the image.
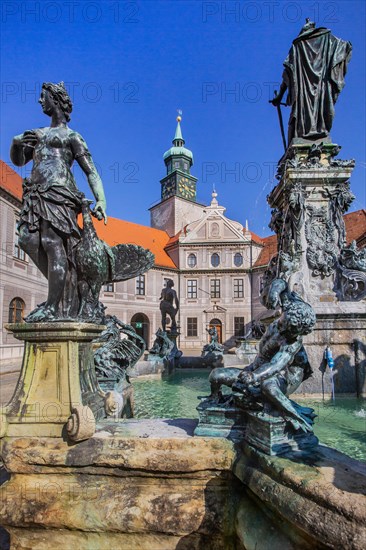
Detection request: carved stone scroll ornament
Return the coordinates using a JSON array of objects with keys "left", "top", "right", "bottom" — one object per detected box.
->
[
  {"left": 322, "top": 183, "right": 355, "bottom": 248},
  {"left": 337, "top": 241, "right": 366, "bottom": 301},
  {"left": 337, "top": 266, "right": 366, "bottom": 301},
  {"left": 305, "top": 205, "right": 338, "bottom": 277},
  {"left": 66, "top": 405, "right": 96, "bottom": 442},
  {"left": 340, "top": 241, "right": 366, "bottom": 272}
]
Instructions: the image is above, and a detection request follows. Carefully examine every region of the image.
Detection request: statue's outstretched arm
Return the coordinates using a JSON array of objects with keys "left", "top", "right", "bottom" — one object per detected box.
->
[
  {"left": 71, "top": 132, "right": 107, "bottom": 224},
  {"left": 174, "top": 292, "right": 180, "bottom": 311}
]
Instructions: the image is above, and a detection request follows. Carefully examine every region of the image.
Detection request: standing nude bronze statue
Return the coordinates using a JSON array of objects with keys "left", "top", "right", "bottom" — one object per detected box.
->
[
  {"left": 10, "top": 82, "right": 107, "bottom": 322},
  {"left": 209, "top": 279, "right": 316, "bottom": 432},
  {"left": 159, "top": 279, "right": 179, "bottom": 332}
]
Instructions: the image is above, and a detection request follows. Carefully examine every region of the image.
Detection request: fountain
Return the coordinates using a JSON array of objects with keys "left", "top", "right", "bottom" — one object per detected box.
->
[{"left": 1, "top": 23, "right": 365, "bottom": 548}]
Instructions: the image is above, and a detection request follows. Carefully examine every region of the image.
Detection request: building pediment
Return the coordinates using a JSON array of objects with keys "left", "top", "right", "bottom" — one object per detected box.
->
[{"left": 180, "top": 203, "right": 248, "bottom": 244}]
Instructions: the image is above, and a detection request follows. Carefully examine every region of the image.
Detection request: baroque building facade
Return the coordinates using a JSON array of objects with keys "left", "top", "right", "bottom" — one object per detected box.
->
[{"left": 1, "top": 119, "right": 365, "bottom": 366}]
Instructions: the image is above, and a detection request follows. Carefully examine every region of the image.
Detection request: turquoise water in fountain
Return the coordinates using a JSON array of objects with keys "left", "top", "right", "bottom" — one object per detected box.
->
[{"left": 132, "top": 370, "right": 366, "bottom": 462}]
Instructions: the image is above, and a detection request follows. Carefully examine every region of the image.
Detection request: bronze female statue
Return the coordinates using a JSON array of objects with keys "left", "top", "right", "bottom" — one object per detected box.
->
[{"left": 10, "top": 81, "right": 107, "bottom": 321}]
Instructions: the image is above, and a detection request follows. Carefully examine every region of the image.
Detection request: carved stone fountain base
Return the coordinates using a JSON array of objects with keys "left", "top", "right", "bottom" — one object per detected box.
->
[
  {"left": 1, "top": 322, "right": 105, "bottom": 440},
  {"left": 1, "top": 419, "right": 365, "bottom": 550}
]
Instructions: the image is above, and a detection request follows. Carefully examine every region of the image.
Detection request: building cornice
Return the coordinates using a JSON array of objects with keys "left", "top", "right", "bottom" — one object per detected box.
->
[{"left": 0, "top": 188, "right": 22, "bottom": 209}]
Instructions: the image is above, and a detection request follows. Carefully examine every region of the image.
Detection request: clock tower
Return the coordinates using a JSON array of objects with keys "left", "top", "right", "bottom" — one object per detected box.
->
[
  {"left": 161, "top": 115, "right": 198, "bottom": 201},
  {"left": 150, "top": 115, "right": 205, "bottom": 236}
]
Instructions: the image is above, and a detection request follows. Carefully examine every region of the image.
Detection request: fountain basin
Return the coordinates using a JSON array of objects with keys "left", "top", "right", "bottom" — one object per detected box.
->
[{"left": 0, "top": 419, "right": 365, "bottom": 549}]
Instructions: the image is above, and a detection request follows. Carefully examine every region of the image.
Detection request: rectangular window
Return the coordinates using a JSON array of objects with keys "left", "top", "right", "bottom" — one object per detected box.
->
[
  {"left": 136, "top": 274, "right": 145, "bottom": 295},
  {"left": 233, "top": 279, "right": 244, "bottom": 298},
  {"left": 14, "top": 229, "right": 26, "bottom": 261},
  {"left": 234, "top": 317, "right": 245, "bottom": 337},
  {"left": 187, "top": 279, "right": 197, "bottom": 299},
  {"left": 210, "top": 279, "right": 220, "bottom": 298},
  {"left": 187, "top": 317, "right": 198, "bottom": 337},
  {"left": 103, "top": 283, "right": 114, "bottom": 293}
]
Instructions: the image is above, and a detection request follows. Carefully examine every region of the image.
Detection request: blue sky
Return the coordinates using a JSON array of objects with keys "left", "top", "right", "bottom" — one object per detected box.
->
[{"left": 1, "top": 0, "right": 365, "bottom": 236}]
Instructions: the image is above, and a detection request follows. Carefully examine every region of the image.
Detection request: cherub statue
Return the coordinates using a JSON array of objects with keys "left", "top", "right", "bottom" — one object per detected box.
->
[{"left": 209, "top": 279, "right": 316, "bottom": 432}]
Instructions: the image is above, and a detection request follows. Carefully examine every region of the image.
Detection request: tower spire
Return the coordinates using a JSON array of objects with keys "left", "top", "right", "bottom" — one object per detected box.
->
[
  {"left": 173, "top": 110, "right": 185, "bottom": 147},
  {"left": 161, "top": 111, "right": 197, "bottom": 202}
]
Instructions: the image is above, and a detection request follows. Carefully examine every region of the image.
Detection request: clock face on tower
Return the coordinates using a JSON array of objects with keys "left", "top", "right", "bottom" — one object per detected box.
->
[
  {"left": 162, "top": 176, "right": 176, "bottom": 199},
  {"left": 178, "top": 176, "right": 196, "bottom": 200}
]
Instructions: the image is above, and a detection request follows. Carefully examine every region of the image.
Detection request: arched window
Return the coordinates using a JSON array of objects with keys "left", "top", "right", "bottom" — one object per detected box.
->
[
  {"left": 187, "top": 253, "right": 197, "bottom": 268},
  {"left": 131, "top": 313, "right": 150, "bottom": 349},
  {"left": 211, "top": 253, "right": 220, "bottom": 267},
  {"left": 8, "top": 298, "right": 25, "bottom": 323},
  {"left": 234, "top": 252, "right": 243, "bottom": 267}
]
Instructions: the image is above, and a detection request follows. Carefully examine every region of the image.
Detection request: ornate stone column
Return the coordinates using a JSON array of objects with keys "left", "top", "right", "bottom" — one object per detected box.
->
[
  {"left": 266, "top": 142, "right": 366, "bottom": 395},
  {"left": 267, "top": 142, "right": 358, "bottom": 304},
  {"left": 0, "top": 322, "right": 105, "bottom": 440}
]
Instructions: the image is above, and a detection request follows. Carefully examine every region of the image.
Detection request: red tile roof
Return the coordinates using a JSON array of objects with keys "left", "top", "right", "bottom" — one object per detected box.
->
[
  {"left": 344, "top": 209, "right": 366, "bottom": 245},
  {"left": 166, "top": 230, "right": 182, "bottom": 247},
  {"left": 84, "top": 216, "right": 177, "bottom": 269},
  {"left": 253, "top": 235, "right": 278, "bottom": 268},
  {"left": 249, "top": 230, "right": 264, "bottom": 245},
  {"left": 0, "top": 160, "right": 22, "bottom": 201}
]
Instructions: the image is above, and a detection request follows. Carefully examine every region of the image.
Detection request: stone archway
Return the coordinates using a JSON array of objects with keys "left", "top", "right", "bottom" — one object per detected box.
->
[
  {"left": 209, "top": 318, "right": 222, "bottom": 343},
  {"left": 131, "top": 313, "right": 150, "bottom": 349}
]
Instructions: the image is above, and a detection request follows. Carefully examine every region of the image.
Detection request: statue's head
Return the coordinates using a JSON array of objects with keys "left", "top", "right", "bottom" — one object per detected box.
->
[
  {"left": 40, "top": 82, "right": 73, "bottom": 122},
  {"left": 279, "top": 299, "right": 316, "bottom": 337},
  {"left": 166, "top": 279, "right": 174, "bottom": 288},
  {"left": 299, "top": 18, "right": 316, "bottom": 35}
]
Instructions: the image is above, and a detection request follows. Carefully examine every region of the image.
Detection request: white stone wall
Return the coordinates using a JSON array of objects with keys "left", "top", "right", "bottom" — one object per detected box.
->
[
  {"left": 150, "top": 196, "right": 205, "bottom": 237},
  {"left": 0, "top": 192, "right": 47, "bottom": 364},
  {"left": 0, "top": 187, "right": 264, "bottom": 363}
]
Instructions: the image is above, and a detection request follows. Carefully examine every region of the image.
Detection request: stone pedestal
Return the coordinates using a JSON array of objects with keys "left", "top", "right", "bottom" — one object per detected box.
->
[
  {"left": 266, "top": 142, "right": 366, "bottom": 395},
  {"left": 268, "top": 142, "right": 355, "bottom": 304},
  {"left": 165, "top": 330, "right": 182, "bottom": 374},
  {"left": 0, "top": 322, "right": 104, "bottom": 439},
  {"left": 194, "top": 398, "right": 247, "bottom": 440},
  {"left": 299, "top": 312, "right": 366, "bottom": 396},
  {"left": 194, "top": 399, "right": 318, "bottom": 455},
  {"left": 244, "top": 410, "right": 318, "bottom": 456}
]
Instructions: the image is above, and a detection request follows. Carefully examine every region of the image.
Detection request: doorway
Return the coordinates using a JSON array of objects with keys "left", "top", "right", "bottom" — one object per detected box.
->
[
  {"left": 131, "top": 313, "right": 150, "bottom": 349},
  {"left": 209, "top": 318, "right": 222, "bottom": 343}
]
